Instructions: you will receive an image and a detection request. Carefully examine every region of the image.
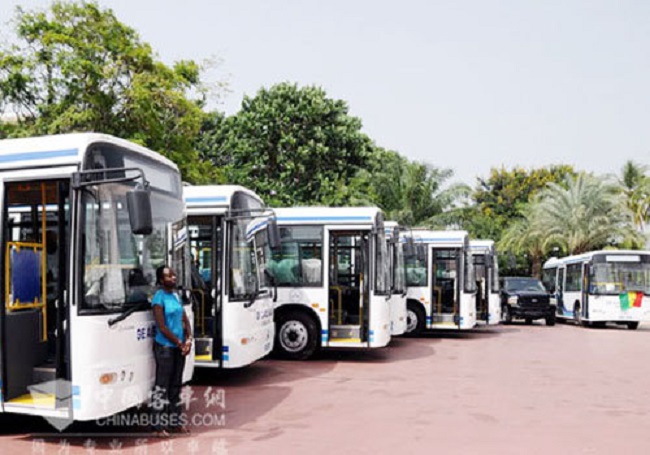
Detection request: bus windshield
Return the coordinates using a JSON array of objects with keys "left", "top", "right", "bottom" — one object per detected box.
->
[
  {"left": 375, "top": 228, "right": 390, "bottom": 295},
  {"left": 591, "top": 261, "right": 650, "bottom": 295},
  {"left": 406, "top": 244, "right": 428, "bottom": 287},
  {"left": 80, "top": 152, "right": 185, "bottom": 313},
  {"left": 393, "top": 242, "right": 406, "bottom": 293}
]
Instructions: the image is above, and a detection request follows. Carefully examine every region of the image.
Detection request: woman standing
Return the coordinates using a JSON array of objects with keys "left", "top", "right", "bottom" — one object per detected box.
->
[{"left": 151, "top": 265, "right": 192, "bottom": 435}]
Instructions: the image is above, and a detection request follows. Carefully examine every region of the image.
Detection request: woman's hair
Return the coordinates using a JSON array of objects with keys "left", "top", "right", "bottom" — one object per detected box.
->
[{"left": 156, "top": 265, "right": 168, "bottom": 286}]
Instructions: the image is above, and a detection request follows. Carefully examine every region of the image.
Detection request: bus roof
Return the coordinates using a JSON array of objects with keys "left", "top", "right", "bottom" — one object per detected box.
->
[
  {"left": 469, "top": 239, "right": 495, "bottom": 255},
  {"left": 543, "top": 250, "right": 650, "bottom": 268},
  {"left": 183, "top": 185, "right": 262, "bottom": 214},
  {"left": 384, "top": 221, "right": 400, "bottom": 239},
  {"left": 406, "top": 229, "right": 468, "bottom": 246},
  {"left": 274, "top": 206, "right": 383, "bottom": 226},
  {"left": 0, "top": 133, "right": 178, "bottom": 171}
]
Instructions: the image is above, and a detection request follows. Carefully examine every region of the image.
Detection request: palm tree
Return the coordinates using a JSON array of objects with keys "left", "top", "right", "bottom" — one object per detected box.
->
[
  {"left": 498, "top": 204, "right": 547, "bottom": 277},
  {"left": 534, "top": 173, "right": 642, "bottom": 254},
  {"left": 617, "top": 160, "right": 650, "bottom": 233},
  {"left": 365, "top": 152, "right": 467, "bottom": 227},
  {"left": 499, "top": 173, "right": 643, "bottom": 276}
]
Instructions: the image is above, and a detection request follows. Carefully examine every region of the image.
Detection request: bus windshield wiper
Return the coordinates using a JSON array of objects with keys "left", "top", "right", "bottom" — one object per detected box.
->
[{"left": 108, "top": 301, "right": 150, "bottom": 327}]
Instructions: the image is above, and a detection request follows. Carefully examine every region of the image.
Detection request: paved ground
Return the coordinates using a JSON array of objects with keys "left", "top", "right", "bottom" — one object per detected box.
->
[{"left": 2, "top": 320, "right": 650, "bottom": 454}]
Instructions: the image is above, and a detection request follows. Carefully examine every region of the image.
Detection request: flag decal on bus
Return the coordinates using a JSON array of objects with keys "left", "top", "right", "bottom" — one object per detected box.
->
[{"left": 619, "top": 291, "right": 643, "bottom": 310}]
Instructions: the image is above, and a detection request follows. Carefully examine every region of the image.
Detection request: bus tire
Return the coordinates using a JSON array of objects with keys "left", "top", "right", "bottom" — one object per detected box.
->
[
  {"left": 405, "top": 302, "right": 425, "bottom": 337},
  {"left": 627, "top": 321, "right": 639, "bottom": 330},
  {"left": 545, "top": 315, "right": 556, "bottom": 326},
  {"left": 525, "top": 318, "right": 533, "bottom": 325},
  {"left": 274, "top": 310, "right": 319, "bottom": 360}
]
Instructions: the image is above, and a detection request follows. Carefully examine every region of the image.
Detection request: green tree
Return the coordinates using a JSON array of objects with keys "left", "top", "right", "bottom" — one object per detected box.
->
[
  {"left": 0, "top": 0, "right": 215, "bottom": 183},
  {"left": 500, "top": 173, "right": 643, "bottom": 277},
  {"left": 616, "top": 160, "right": 650, "bottom": 233},
  {"left": 358, "top": 148, "right": 467, "bottom": 226},
  {"left": 198, "top": 83, "right": 375, "bottom": 206},
  {"left": 535, "top": 173, "right": 642, "bottom": 255},
  {"left": 474, "top": 165, "right": 577, "bottom": 227}
]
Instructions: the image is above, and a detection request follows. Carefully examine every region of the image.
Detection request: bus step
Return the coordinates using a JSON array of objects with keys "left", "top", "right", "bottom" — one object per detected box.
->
[
  {"left": 329, "top": 325, "right": 360, "bottom": 340},
  {"left": 32, "top": 366, "right": 56, "bottom": 384},
  {"left": 195, "top": 337, "right": 212, "bottom": 357}
]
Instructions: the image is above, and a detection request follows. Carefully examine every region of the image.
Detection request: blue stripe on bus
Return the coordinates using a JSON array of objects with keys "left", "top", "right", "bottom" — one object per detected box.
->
[
  {"left": 72, "top": 385, "right": 80, "bottom": 396},
  {"left": 222, "top": 355, "right": 229, "bottom": 361},
  {"left": 73, "top": 398, "right": 81, "bottom": 410},
  {"left": 277, "top": 216, "right": 373, "bottom": 222},
  {"left": 185, "top": 196, "right": 228, "bottom": 203},
  {"left": 222, "top": 346, "right": 229, "bottom": 352},
  {"left": 0, "top": 148, "right": 78, "bottom": 163}
]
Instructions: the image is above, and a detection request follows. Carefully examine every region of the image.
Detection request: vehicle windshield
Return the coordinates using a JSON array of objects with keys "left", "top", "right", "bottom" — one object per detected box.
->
[
  {"left": 268, "top": 226, "right": 323, "bottom": 286},
  {"left": 591, "top": 262, "right": 650, "bottom": 295},
  {"left": 504, "top": 278, "right": 547, "bottom": 293},
  {"left": 375, "top": 226, "right": 390, "bottom": 295},
  {"left": 229, "top": 216, "right": 263, "bottom": 301},
  {"left": 80, "top": 145, "right": 186, "bottom": 313},
  {"left": 393, "top": 242, "right": 406, "bottom": 294},
  {"left": 406, "top": 243, "right": 428, "bottom": 287},
  {"left": 492, "top": 253, "right": 500, "bottom": 293}
]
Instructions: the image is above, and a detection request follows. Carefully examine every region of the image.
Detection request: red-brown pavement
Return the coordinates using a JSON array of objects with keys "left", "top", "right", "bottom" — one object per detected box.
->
[{"left": 1, "top": 322, "right": 650, "bottom": 454}]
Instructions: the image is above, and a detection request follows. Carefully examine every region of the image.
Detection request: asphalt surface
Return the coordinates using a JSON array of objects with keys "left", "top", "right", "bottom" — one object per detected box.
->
[{"left": 2, "top": 320, "right": 650, "bottom": 454}]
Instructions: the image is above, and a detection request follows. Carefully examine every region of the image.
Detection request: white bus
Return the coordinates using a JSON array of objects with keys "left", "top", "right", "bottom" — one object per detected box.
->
[
  {"left": 542, "top": 250, "right": 650, "bottom": 329},
  {"left": 385, "top": 221, "right": 407, "bottom": 336},
  {"left": 268, "top": 207, "right": 392, "bottom": 359},
  {"left": 403, "top": 230, "right": 477, "bottom": 335},
  {"left": 470, "top": 240, "right": 501, "bottom": 325},
  {"left": 184, "top": 185, "right": 277, "bottom": 368},
  {"left": 0, "top": 133, "right": 194, "bottom": 422}
]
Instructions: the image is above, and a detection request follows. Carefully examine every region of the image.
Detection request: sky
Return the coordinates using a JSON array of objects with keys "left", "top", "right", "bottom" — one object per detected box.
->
[{"left": 2, "top": 0, "right": 650, "bottom": 186}]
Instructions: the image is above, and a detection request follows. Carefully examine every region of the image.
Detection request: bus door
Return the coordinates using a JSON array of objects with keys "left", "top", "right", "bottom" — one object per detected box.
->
[
  {"left": 328, "top": 230, "right": 370, "bottom": 343},
  {"left": 582, "top": 263, "right": 590, "bottom": 320},
  {"left": 188, "top": 215, "right": 222, "bottom": 366},
  {"left": 473, "top": 253, "right": 489, "bottom": 322},
  {"left": 557, "top": 267, "right": 566, "bottom": 316},
  {"left": 1, "top": 180, "right": 70, "bottom": 414},
  {"left": 431, "top": 247, "right": 460, "bottom": 327}
]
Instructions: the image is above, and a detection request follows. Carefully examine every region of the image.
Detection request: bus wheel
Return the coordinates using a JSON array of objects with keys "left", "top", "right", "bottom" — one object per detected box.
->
[
  {"left": 405, "top": 302, "right": 425, "bottom": 337},
  {"left": 275, "top": 311, "right": 319, "bottom": 360},
  {"left": 545, "top": 315, "right": 556, "bottom": 326},
  {"left": 525, "top": 318, "right": 533, "bottom": 325},
  {"left": 627, "top": 322, "right": 640, "bottom": 330}
]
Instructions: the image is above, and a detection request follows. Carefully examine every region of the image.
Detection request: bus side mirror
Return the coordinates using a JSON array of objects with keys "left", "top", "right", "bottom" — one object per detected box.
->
[
  {"left": 267, "top": 218, "right": 281, "bottom": 250},
  {"left": 127, "top": 186, "right": 153, "bottom": 235}
]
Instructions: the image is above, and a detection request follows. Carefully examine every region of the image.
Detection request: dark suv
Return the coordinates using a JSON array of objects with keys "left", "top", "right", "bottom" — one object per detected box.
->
[{"left": 499, "top": 277, "right": 556, "bottom": 326}]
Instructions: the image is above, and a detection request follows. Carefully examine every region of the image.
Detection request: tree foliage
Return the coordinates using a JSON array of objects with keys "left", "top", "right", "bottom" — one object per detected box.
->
[
  {"left": 499, "top": 173, "right": 643, "bottom": 276},
  {"left": 0, "top": 0, "right": 215, "bottom": 183},
  {"left": 616, "top": 160, "right": 650, "bottom": 233},
  {"left": 198, "top": 83, "right": 375, "bottom": 206}
]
